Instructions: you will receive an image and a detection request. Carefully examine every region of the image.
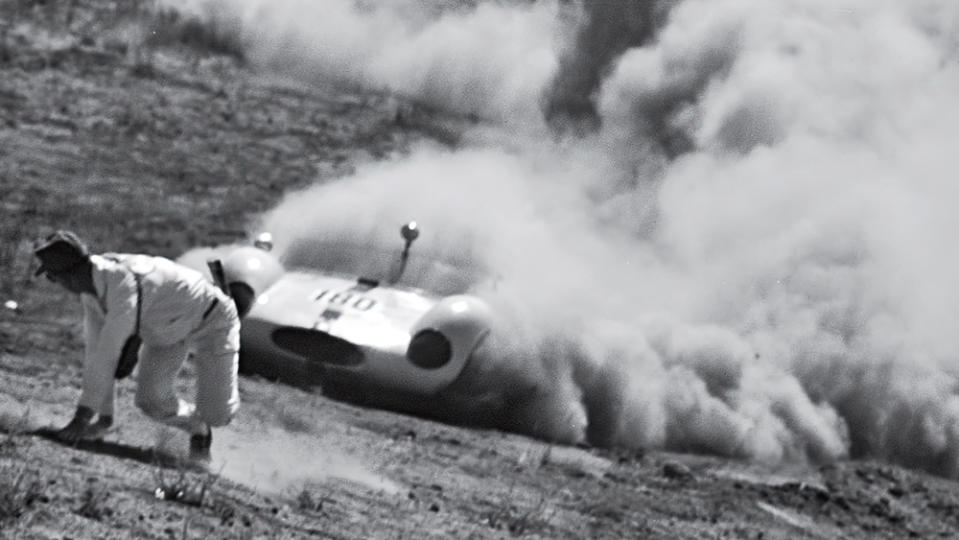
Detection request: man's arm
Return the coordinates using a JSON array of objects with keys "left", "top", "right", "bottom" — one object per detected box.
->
[
  {"left": 76, "top": 271, "right": 136, "bottom": 415},
  {"left": 57, "top": 273, "right": 131, "bottom": 442},
  {"left": 81, "top": 305, "right": 116, "bottom": 418}
]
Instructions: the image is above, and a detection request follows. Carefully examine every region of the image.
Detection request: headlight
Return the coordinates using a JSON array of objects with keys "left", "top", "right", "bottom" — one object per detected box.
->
[{"left": 406, "top": 329, "right": 452, "bottom": 370}]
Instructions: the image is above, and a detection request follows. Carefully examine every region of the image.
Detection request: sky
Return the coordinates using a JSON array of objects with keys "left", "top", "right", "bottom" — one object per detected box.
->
[{"left": 169, "top": 0, "right": 959, "bottom": 477}]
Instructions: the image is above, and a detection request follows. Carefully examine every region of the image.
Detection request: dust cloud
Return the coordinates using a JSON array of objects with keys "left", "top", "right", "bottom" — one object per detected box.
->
[
  {"left": 171, "top": 1, "right": 959, "bottom": 477},
  {"left": 160, "top": 0, "right": 565, "bottom": 127},
  {"left": 207, "top": 427, "right": 401, "bottom": 495}
]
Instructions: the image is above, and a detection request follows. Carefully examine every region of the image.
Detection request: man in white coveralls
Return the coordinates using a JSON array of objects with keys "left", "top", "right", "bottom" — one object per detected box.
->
[{"left": 33, "top": 230, "right": 240, "bottom": 460}]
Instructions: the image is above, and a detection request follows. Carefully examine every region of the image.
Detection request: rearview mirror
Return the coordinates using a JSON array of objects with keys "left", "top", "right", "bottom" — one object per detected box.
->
[
  {"left": 391, "top": 221, "right": 420, "bottom": 284},
  {"left": 401, "top": 221, "right": 419, "bottom": 243}
]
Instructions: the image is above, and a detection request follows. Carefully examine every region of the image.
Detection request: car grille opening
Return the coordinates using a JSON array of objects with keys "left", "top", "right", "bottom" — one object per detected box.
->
[{"left": 272, "top": 327, "right": 364, "bottom": 367}]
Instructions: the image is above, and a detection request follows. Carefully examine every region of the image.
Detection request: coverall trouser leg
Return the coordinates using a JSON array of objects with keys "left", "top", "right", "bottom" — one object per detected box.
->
[
  {"left": 191, "top": 302, "right": 240, "bottom": 427},
  {"left": 134, "top": 302, "right": 240, "bottom": 435}
]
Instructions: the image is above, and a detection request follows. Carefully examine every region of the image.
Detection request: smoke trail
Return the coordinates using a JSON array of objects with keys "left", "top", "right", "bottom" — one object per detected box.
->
[{"left": 172, "top": 0, "right": 959, "bottom": 477}]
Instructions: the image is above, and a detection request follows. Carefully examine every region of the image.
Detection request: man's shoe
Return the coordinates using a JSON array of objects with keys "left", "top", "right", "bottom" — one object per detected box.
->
[
  {"left": 79, "top": 417, "right": 113, "bottom": 441},
  {"left": 189, "top": 428, "right": 212, "bottom": 461}
]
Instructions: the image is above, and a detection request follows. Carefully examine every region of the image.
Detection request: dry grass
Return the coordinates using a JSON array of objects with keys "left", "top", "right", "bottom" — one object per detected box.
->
[
  {"left": 480, "top": 448, "right": 558, "bottom": 537},
  {"left": 295, "top": 488, "right": 327, "bottom": 513},
  {"left": 144, "top": 6, "right": 246, "bottom": 63},
  {"left": 0, "top": 464, "right": 46, "bottom": 521},
  {"left": 153, "top": 460, "right": 221, "bottom": 508},
  {"left": 0, "top": 185, "right": 42, "bottom": 299},
  {"left": 0, "top": 2, "right": 275, "bottom": 331},
  {"left": 75, "top": 480, "right": 112, "bottom": 521}
]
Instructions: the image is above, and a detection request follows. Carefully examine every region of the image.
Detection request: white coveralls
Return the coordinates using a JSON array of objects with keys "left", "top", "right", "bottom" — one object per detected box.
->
[{"left": 78, "top": 253, "right": 240, "bottom": 436}]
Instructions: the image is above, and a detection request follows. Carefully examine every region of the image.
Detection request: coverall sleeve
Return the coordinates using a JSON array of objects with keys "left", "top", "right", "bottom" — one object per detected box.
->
[
  {"left": 81, "top": 305, "right": 116, "bottom": 416},
  {"left": 77, "top": 272, "right": 137, "bottom": 414}
]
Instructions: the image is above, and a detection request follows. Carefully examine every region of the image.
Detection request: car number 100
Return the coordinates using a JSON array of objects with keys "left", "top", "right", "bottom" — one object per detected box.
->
[{"left": 314, "top": 289, "right": 377, "bottom": 311}]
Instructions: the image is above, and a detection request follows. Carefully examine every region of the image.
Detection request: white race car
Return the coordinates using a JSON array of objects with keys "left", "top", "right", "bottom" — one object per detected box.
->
[{"left": 213, "top": 223, "right": 495, "bottom": 410}]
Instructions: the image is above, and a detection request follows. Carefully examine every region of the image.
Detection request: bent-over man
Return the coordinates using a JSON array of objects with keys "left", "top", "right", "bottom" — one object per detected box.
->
[{"left": 33, "top": 230, "right": 240, "bottom": 460}]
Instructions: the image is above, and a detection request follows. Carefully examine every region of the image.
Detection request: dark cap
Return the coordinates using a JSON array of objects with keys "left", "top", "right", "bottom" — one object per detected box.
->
[{"left": 33, "top": 230, "right": 90, "bottom": 277}]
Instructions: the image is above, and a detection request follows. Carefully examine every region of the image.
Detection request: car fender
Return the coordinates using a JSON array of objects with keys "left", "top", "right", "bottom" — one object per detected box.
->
[{"left": 406, "top": 294, "right": 493, "bottom": 389}]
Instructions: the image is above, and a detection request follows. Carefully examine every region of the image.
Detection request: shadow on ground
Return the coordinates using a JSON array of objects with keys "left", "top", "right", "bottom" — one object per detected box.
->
[{"left": 27, "top": 427, "right": 196, "bottom": 471}]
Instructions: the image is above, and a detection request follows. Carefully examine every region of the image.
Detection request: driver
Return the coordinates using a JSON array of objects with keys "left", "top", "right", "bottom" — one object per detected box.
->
[{"left": 34, "top": 230, "right": 240, "bottom": 461}]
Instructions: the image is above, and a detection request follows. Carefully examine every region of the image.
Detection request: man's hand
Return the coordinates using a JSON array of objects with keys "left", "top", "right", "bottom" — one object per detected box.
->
[{"left": 56, "top": 406, "right": 104, "bottom": 443}]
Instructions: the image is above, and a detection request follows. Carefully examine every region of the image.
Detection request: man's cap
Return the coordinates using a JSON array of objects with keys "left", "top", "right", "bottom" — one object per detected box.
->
[{"left": 33, "top": 230, "right": 90, "bottom": 277}]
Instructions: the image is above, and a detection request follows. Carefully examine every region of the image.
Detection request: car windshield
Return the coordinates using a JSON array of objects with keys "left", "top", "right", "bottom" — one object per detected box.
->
[{"left": 280, "top": 239, "right": 484, "bottom": 296}]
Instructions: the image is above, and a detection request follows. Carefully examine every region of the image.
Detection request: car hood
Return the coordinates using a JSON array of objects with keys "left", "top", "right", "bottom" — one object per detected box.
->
[{"left": 245, "top": 270, "right": 440, "bottom": 353}]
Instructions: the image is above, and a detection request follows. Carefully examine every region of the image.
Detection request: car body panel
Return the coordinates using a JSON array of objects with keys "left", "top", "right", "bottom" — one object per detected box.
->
[
  {"left": 243, "top": 270, "right": 462, "bottom": 395},
  {"left": 224, "top": 242, "right": 494, "bottom": 398}
]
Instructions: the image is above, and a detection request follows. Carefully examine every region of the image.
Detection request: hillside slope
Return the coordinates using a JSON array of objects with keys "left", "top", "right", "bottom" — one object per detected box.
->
[{"left": 1, "top": 2, "right": 958, "bottom": 538}]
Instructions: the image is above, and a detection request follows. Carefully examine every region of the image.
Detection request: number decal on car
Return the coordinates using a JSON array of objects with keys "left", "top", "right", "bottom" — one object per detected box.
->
[{"left": 313, "top": 289, "right": 377, "bottom": 311}]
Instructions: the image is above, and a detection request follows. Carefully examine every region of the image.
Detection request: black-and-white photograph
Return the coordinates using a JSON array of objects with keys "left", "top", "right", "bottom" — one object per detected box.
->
[{"left": 2, "top": 0, "right": 958, "bottom": 538}]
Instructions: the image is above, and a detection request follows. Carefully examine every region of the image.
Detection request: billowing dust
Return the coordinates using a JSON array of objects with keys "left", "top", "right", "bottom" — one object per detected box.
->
[{"left": 170, "top": 0, "right": 959, "bottom": 478}]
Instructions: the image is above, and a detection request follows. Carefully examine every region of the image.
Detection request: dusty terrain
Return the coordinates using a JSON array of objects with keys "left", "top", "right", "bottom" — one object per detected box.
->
[{"left": 1, "top": 2, "right": 959, "bottom": 538}]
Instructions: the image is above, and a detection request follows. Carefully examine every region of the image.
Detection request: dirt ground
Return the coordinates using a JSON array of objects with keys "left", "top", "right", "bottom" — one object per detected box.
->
[{"left": 2, "top": 2, "right": 959, "bottom": 538}]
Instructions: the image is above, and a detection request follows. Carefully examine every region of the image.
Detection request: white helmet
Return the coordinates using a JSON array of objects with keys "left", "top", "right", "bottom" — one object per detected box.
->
[{"left": 221, "top": 246, "right": 283, "bottom": 317}]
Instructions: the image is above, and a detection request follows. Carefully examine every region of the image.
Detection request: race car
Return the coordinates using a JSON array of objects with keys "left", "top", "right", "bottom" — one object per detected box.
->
[{"left": 211, "top": 222, "right": 495, "bottom": 410}]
